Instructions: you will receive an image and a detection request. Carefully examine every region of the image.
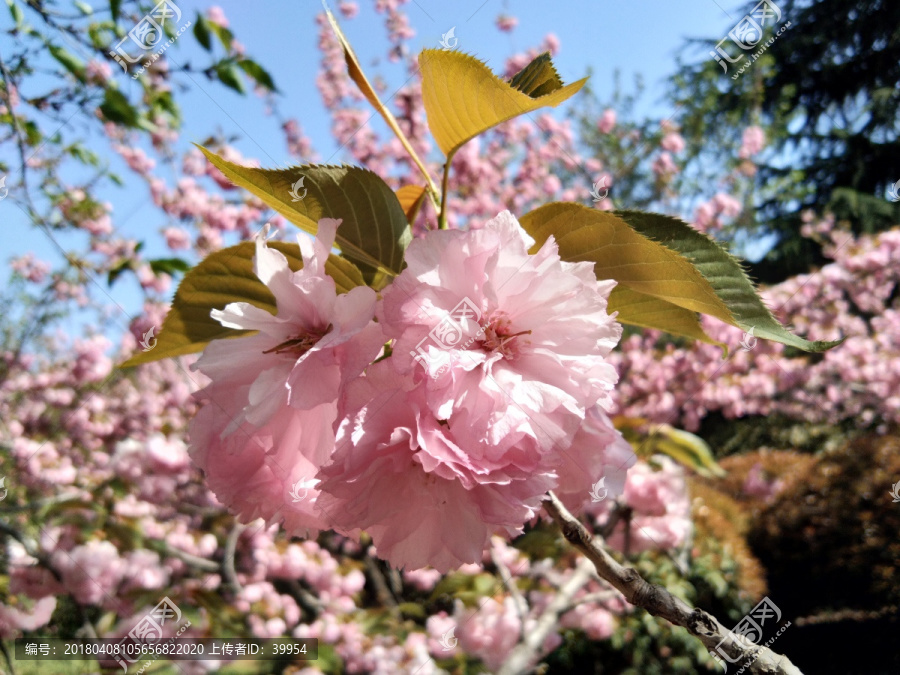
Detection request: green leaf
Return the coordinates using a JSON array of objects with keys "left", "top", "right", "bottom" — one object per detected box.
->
[
  {"left": 121, "top": 241, "right": 366, "bottom": 367},
  {"left": 198, "top": 146, "right": 412, "bottom": 285},
  {"left": 67, "top": 144, "right": 101, "bottom": 167},
  {"left": 616, "top": 417, "right": 726, "bottom": 478},
  {"left": 519, "top": 203, "right": 841, "bottom": 352},
  {"left": 98, "top": 88, "right": 139, "bottom": 127},
  {"left": 193, "top": 14, "right": 213, "bottom": 50},
  {"left": 150, "top": 89, "right": 179, "bottom": 118},
  {"left": 237, "top": 59, "right": 277, "bottom": 91},
  {"left": 397, "top": 603, "right": 426, "bottom": 619},
  {"left": 209, "top": 22, "right": 234, "bottom": 49},
  {"left": 419, "top": 49, "right": 586, "bottom": 157},
  {"left": 22, "top": 120, "right": 42, "bottom": 146},
  {"left": 214, "top": 62, "right": 245, "bottom": 94},
  {"left": 109, "top": 0, "right": 120, "bottom": 22},
  {"left": 74, "top": 1, "right": 93, "bottom": 15},
  {"left": 107, "top": 260, "right": 131, "bottom": 286},
  {"left": 509, "top": 52, "right": 563, "bottom": 98},
  {"left": 148, "top": 257, "right": 191, "bottom": 276},
  {"left": 49, "top": 45, "right": 86, "bottom": 82},
  {"left": 6, "top": 0, "right": 24, "bottom": 27}
]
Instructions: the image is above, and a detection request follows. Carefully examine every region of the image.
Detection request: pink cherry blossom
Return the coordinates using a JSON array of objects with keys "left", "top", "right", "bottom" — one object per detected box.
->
[
  {"left": 693, "top": 201, "right": 717, "bottom": 232},
  {"left": 454, "top": 597, "right": 522, "bottom": 670},
  {"left": 10, "top": 253, "right": 51, "bottom": 282},
  {"left": 338, "top": 1, "right": 359, "bottom": 19},
  {"left": 316, "top": 361, "right": 556, "bottom": 571},
  {"left": 651, "top": 151, "right": 678, "bottom": 176},
  {"left": 85, "top": 60, "right": 111, "bottom": 84},
  {"left": 712, "top": 192, "right": 742, "bottom": 218},
  {"left": 163, "top": 226, "right": 191, "bottom": 250},
  {"left": 314, "top": 211, "right": 633, "bottom": 570},
  {"left": 561, "top": 602, "right": 616, "bottom": 640},
  {"left": 587, "top": 456, "right": 692, "bottom": 553},
  {"left": 739, "top": 125, "right": 766, "bottom": 158},
  {"left": 496, "top": 14, "right": 518, "bottom": 32},
  {"left": 597, "top": 108, "right": 616, "bottom": 134},
  {"left": 404, "top": 567, "right": 442, "bottom": 591},
  {"left": 379, "top": 211, "right": 622, "bottom": 460},
  {"left": 553, "top": 407, "right": 637, "bottom": 513},
  {"left": 189, "top": 220, "right": 384, "bottom": 537},
  {"left": 54, "top": 540, "right": 126, "bottom": 605},
  {"left": 206, "top": 5, "right": 229, "bottom": 27},
  {"left": 661, "top": 132, "right": 686, "bottom": 154},
  {"left": 742, "top": 463, "right": 784, "bottom": 501},
  {"left": 0, "top": 597, "right": 57, "bottom": 638}
]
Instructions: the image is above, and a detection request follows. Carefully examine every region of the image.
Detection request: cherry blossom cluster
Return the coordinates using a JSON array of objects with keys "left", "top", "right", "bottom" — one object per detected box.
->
[{"left": 189, "top": 211, "right": 636, "bottom": 571}]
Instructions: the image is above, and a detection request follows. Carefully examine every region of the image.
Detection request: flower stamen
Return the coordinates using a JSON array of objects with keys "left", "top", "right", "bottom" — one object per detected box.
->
[{"left": 263, "top": 324, "right": 332, "bottom": 356}]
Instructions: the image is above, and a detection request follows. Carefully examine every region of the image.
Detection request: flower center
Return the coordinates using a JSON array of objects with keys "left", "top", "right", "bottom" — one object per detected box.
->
[
  {"left": 263, "top": 324, "right": 331, "bottom": 356},
  {"left": 479, "top": 314, "right": 530, "bottom": 359}
]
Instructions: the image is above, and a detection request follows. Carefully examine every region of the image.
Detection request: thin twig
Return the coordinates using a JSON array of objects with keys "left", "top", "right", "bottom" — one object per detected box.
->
[
  {"left": 542, "top": 491, "right": 805, "bottom": 675},
  {"left": 597, "top": 501, "right": 628, "bottom": 538},
  {"left": 795, "top": 605, "right": 898, "bottom": 627},
  {"left": 497, "top": 558, "right": 594, "bottom": 675},
  {"left": 222, "top": 522, "right": 245, "bottom": 594},
  {"left": 0, "top": 47, "right": 30, "bottom": 197},
  {"left": 285, "top": 579, "right": 324, "bottom": 616},
  {"left": 491, "top": 545, "right": 529, "bottom": 636},
  {"left": 158, "top": 542, "right": 219, "bottom": 573},
  {"left": 559, "top": 589, "right": 620, "bottom": 615},
  {"left": 0, "top": 639, "right": 16, "bottom": 675},
  {"left": 0, "top": 492, "right": 84, "bottom": 514}
]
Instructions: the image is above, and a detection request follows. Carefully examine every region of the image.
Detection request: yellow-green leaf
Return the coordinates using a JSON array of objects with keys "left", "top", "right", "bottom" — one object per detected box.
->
[
  {"left": 198, "top": 147, "right": 411, "bottom": 286},
  {"left": 608, "top": 286, "right": 724, "bottom": 348},
  {"left": 519, "top": 202, "right": 841, "bottom": 352},
  {"left": 615, "top": 417, "right": 726, "bottom": 478},
  {"left": 419, "top": 49, "right": 586, "bottom": 157},
  {"left": 610, "top": 209, "right": 843, "bottom": 352},
  {"left": 395, "top": 185, "right": 427, "bottom": 224},
  {"left": 121, "top": 241, "right": 365, "bottom": 367},
  {"left": 323, "top": 5, "right": 439, "bottom": 200},
  {"left": 323, "top": 5, "right": 389, "bottom": 130}
]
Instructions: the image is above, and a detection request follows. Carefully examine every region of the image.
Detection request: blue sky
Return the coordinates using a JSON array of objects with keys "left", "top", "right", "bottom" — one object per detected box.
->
[{"left": 1, "top": 0, "right": 747, "bottom": 338}]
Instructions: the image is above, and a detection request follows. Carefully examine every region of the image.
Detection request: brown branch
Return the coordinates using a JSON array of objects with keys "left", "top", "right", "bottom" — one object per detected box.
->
[
  {"left": 795, "top": 604, "right": 898, "bottom": 627},
  {"left": 284, "top": 579, "right": 324, "bottom": 616},
  {"left": 363, "top": 554, "right": 398, "bottom": 609},
  {"left": 542, "top": 491, "right": 805, "bottom": 675}
]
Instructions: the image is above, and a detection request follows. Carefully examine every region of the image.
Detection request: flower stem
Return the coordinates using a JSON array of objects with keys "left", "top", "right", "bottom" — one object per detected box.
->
[{"left": 438, "top": 151, "right": 455, "bottom": 230}]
